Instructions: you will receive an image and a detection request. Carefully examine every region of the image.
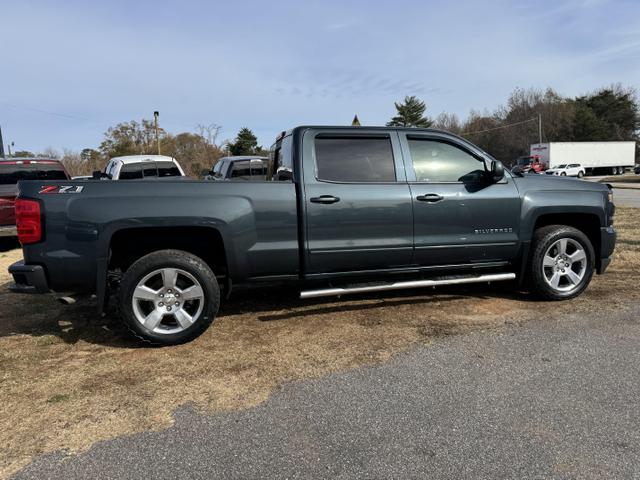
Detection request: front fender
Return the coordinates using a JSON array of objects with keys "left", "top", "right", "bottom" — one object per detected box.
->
[{"left": 519, "top": 189, "right": 606, "bottom": 241}]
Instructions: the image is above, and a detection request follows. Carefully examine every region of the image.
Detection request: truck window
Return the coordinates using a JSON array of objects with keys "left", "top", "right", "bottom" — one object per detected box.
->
[
  {"left": 269, "top": 135, "right": 293, "bottom": 182},
  {"left": 142, "top": 163, "right": 158, "bottom": 177},
  {"left": 119, "top": 163, "right": 144, "bottom": 180},
  {"left": 0, "top": 163, "right": 68, "bottom": 184},
  {"left": 407, "top": 138, "right": 485, "bottom": 183},
  {"left": 250, "top": 160, "right": 267, "bottom": 180},
  {"left": 157, "top": 161, "right": 181, "bottom": 177},
  {"left": 314, "top": 136, "right": 396, "bottom": 183},
  {"left": 230, "top": 161, "right": 251, "bottom": 180}
]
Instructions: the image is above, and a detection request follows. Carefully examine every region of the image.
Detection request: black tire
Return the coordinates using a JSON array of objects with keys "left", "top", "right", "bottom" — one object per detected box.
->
[
  {"left": 118, "top": 249, "right": 220, "bottom": 345},
  {"left": 528, "top": 225, "right": 595, "bottom": 300},
  {"left": 560, "top": 172, "right": 566, "bottom": 176},
  {"left": 577, "top": 170, "right": 584, "bottom": 178}
]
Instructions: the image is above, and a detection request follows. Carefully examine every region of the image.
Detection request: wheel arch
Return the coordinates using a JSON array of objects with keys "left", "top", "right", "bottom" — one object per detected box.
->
[{"left": 96, "top": 225, "right": 232, "bottom": 314}]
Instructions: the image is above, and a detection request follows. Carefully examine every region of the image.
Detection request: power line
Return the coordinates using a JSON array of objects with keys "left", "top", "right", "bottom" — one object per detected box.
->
[
  {"left": 462, "top": 117, "right": 539, "bottom": 135},
  {"left": 1, "top": 102, "right": 91, "bottom": 121}
]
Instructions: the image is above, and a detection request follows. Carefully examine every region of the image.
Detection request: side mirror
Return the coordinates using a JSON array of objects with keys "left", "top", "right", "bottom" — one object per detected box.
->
[
  {"left": 92, "top": 170, "right": 111, "bottom": 179},
  {"left": 490, "top": 161, "right": 505, "bottom": 182}
]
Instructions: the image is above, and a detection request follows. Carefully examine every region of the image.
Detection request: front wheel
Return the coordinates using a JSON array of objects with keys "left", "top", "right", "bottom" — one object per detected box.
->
[
  {"left": 577, "top": 170, "right": 584, "bottom": 178},
  {"left": 118, "top": 249, "right": 220, "bottom": 345},
  {"left": 560, "top": 172, "right": 566, "bottom": 176},
  {"left": 528, "top": 225, "right": 595, "bottom": 300}
]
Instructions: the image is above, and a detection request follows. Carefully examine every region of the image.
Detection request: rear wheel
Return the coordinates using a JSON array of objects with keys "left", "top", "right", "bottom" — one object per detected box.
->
[
  {"left": 118, "top": 249, "right": 220, "bottom": 345},
  {"left": 560, "top": 172, "right": 566, "bottom": 176},
  {"left": 528, "top": 225, "right": 595, "bottom": 300},
  {"left": 577, "top": 170, "right": 584, "bottom": 178}
]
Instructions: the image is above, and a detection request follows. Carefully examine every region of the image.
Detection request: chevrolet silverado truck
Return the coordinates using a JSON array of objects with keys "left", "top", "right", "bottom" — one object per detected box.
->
[{"left": 9, "top": 126, "right": 616, "bottom": 345}]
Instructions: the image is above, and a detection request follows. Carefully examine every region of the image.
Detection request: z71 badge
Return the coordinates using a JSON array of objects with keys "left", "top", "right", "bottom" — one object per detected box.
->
[{"left": 39, "top": 185, "right": 85, "bottom": 194}]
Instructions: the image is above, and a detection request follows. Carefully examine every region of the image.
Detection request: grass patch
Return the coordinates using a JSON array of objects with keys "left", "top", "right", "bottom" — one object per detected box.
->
[
  {"left": 46, "top": 394, "right": 70, "bottom": 404},
  {"left": 0, "top": 209, "right": 639, "bottom": 478}
]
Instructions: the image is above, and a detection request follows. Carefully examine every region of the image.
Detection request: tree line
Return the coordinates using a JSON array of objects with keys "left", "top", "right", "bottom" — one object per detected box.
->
[
  {"left": 11, "top": 122, "right": 266, "bottom": 177},
  {"left": 11, "top": 83, "right": 639, "bottom": 176},
  {"left": 389, "top": 84, "right": 639, "bottom": 163}
]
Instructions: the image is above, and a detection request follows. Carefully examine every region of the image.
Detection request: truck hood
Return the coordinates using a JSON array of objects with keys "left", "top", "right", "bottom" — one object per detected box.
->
[{"left": 511, "top": 173, "right": 608, "bottom": 193}]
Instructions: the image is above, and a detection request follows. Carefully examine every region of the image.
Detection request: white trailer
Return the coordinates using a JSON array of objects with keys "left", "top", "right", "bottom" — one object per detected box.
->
[{"left": 530, "top": 141, "right": 636, "bottom": 175}]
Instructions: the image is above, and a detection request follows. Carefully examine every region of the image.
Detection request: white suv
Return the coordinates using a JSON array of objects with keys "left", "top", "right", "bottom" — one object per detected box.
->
[{"left": 545, "top": 163, "right": 586, "bottom": 178}]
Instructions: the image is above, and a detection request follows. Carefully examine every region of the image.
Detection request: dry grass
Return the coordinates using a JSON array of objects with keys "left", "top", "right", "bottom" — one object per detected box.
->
[{"left": 0, "top": 208, "right": 639, "bottom": 477}]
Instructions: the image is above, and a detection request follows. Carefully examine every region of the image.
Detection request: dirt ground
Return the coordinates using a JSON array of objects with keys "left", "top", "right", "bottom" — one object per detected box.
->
[{"left": 1, "top": 208, "right": 638, "bottom": 478}]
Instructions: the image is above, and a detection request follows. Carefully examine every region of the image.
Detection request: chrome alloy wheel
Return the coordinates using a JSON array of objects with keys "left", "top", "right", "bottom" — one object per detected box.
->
[
  {"left": 132, "top": 268, "right": 205, "bottom": 334},
  {"left": 542, "top": 238, "right": 587, "bottom": 293}
]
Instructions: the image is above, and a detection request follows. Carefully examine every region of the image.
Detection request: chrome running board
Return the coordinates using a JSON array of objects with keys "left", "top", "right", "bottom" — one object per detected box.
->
[{"left": 300, "top": 273, "right": 516, "bottom": 299}]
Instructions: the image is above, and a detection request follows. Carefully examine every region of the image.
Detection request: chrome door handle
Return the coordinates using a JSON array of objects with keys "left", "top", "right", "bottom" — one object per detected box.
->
[
  {"left": 310, "top": 195, "right": 340, "bottom": 204},
  {"left": 416, "top": 193, "right": 444, "bottom": 203}
]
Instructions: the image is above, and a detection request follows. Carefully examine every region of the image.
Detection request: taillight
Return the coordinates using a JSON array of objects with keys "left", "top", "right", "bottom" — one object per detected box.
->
[{"left": 15, "top": 199, "right": 42, "bottom": 244}]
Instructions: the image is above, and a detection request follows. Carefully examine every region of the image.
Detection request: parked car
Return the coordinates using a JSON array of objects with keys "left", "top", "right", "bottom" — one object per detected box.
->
[
  {"left": 9, "top": 126, "right": 616, "bottom": 345},
  {"left": 103, "top": 155, "right": 185, "bottom": 180},
  {"left": 545, "top": 164, "right": 586, "bottom": 178},
  {"left": 207, "top": 156, "right": 268, "bottom": 181},
  {"left": 634, "top": 164, "right": 640, "bottom": 175},
  {"left": 0, "top": 158, "right": 69, "bottom": 237}
]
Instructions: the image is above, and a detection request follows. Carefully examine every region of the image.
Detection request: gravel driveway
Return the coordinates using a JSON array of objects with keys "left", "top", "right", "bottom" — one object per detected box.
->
[{"left": 14, "top": 304, "right": 640, "bottom": 479}]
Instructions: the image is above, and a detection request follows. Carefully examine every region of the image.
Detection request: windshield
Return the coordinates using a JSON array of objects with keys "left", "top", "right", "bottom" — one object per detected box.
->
[{"left": 517, "top": 157, "right": 532, "bottom": 166}]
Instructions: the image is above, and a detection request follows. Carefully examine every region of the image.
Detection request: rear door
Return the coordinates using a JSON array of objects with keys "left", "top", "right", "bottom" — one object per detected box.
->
[
  {"left": 301, "top": 129, "right": 413, "bottom": 274},
  {"left": 399, "top": 132, "right": 520, "bottom": 266}
]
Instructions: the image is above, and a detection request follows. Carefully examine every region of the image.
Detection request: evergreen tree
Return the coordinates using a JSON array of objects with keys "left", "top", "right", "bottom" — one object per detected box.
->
[
  {"left": 228, "top": 127, "right": 259, "bottom": 155},
  {"left": 387, "top": 96, "right": 432, "bottom": 127}
]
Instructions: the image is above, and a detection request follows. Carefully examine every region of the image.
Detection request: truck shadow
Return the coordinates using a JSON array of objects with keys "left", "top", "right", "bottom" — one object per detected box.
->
[
  {"left": 0, "top": 281, "right": 535, "bottom": 348},
  {"left": 221, "top": 281, "right": 535, "bottom": 321}
]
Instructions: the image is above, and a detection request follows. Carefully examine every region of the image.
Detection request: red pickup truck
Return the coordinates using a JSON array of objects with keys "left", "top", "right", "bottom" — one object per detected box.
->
[{"left": 0, "top": 158, "right": 70, "bottom": 237}]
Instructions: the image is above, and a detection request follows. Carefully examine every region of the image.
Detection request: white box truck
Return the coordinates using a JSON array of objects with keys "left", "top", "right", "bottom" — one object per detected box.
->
[{"left": 529, "top": 141, "right": 636, "bottom": 175}]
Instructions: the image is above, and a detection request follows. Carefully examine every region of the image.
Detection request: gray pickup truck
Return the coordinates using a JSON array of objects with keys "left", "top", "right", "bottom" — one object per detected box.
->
[{"left": 9, "top": 126, "right": 616, "bottom": 345}]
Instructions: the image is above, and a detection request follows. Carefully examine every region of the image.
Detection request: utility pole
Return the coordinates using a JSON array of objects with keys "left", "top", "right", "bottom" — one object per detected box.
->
[
  {"left": 154, "top": 111, "right": 161, "bottom": 155},
  {"left": 0, "top": 126, "right": 5, "bottom": 158},
  {"left": 7, "top": 141, "right": 13, "bottom": 157},
  {"left": 538, "top": 113, "right": 543, "bottom": 144}
]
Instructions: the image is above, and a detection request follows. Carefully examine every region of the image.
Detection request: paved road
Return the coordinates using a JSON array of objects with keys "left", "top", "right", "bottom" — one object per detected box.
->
[
  {"left": 612, "top": 187, "right": 640, "bottom": 208},
  {"left": 14, "top": 305, "right": 640, "bottom": 479}
]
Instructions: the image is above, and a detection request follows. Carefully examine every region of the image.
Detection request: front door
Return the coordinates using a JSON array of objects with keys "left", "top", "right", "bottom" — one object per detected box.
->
[
  {"left": 399, "top": 132, "right": 521, "bottom": 266},
  {"left": 302, "top": 129, "right": 414, "bottom": 274}
]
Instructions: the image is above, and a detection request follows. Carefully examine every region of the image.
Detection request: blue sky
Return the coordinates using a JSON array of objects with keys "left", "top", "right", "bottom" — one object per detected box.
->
[{"left": 1, "top": 0, "right": 639, "bottom": 153}]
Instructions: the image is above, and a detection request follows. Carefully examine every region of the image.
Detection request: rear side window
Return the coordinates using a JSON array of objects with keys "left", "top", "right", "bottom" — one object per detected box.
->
[
  {"left": 158, "top": 162, "right": 181, "bottom": 177},
  {"left": 314, "top": 136, "right": 396, "bottom": 182},
  {"left": 119, "top": 163, "right": 143, "bottom": 180},
  {"left": 407, "top": 138, "right": 485, "bottom": 183},
  {"left": 0, "top": 163, "right": 68, "bottom": 184}
]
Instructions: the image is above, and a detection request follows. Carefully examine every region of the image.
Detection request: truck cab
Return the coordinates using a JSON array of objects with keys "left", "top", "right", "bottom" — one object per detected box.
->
[{"left": 104, "top": 155, "right": 185, "bottom": 180}]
